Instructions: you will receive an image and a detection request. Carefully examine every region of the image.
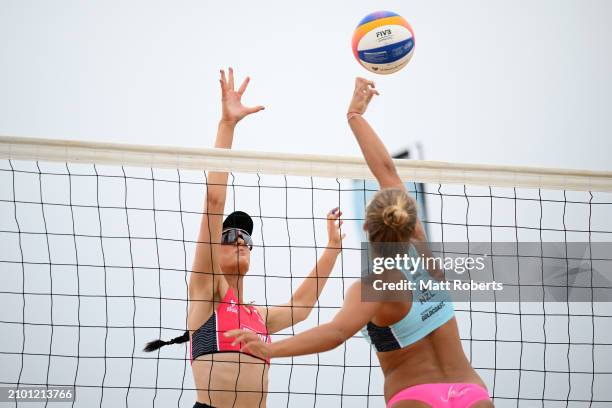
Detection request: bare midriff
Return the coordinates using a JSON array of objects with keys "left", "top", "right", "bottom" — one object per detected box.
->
[{"left": 192, "top": 352, "right": 269, "bottom": 408}]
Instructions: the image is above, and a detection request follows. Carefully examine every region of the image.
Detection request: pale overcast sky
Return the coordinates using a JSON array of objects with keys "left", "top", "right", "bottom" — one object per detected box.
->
[{"left": 1, "top": 0, "right": 611, "bottom": 171}]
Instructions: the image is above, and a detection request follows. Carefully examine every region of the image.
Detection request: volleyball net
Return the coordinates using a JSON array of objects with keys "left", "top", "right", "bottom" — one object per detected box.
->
[{"left": 1, "top": 136, "right": 611, "bottom": 407}]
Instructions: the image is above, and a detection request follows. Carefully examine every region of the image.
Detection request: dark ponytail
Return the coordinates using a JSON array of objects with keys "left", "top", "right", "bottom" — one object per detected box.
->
[{"left": 143, "top": 330, "right": 189, "bottom": 352}]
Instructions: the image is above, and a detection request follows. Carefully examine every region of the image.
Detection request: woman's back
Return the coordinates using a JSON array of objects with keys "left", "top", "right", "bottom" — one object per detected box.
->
[
  {"left": 376, "top": 316, "right": 482, "bottom": 401},
  {"left": 364, "top": 244, "right": 485, "bottom": 400}
]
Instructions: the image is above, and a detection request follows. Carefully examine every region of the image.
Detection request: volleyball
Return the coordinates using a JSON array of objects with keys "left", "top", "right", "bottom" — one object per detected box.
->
[{"left": 351, "top": 10, "right": 415, "bottom": 74}]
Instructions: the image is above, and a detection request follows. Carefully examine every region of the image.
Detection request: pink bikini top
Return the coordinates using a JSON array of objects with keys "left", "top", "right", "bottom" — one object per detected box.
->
[{"left": 190, "top": 287, "right": 271, "bottom": 364}]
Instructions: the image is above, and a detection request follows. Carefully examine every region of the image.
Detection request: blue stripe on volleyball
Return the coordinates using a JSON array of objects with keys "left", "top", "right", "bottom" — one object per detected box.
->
[
  {"left": 358, "top": 38, "right": 414, "bottom": 64},
  {"left": 357, "top": 10, "right": 399, "bottom": 26}
]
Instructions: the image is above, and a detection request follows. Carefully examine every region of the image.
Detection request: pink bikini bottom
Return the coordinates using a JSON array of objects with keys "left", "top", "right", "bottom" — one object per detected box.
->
[{"left": 387, "top": 383, "right": 490, "bottom": 408}]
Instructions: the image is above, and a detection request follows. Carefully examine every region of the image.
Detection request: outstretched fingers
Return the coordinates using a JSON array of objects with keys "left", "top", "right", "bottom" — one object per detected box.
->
[
  {"left": 220, "top": 69, "right": 227, "bottom": 93},
  {"left": 237, "top": 76, "right": 250, "bottom": 95},
  {"left": 228, "top": 67, "right": 235, "bottom": 90},
  {"left": 245, "top": 105, "right": 265, "bottom": 114},
  {"left": 218, "top": 67, "right": 265, "bottom": 121}
]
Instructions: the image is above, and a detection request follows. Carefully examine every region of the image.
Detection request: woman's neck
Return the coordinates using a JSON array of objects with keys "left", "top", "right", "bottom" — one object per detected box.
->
[{"left": 225, "top": 275, "right": 245, "bottom": 303}]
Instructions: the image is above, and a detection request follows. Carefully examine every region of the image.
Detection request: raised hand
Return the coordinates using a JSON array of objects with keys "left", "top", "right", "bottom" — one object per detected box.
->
[
  {"left": 347, "top": 77, "right": 379, "bottom": 116},
  {"left": 220, "top": 67, "right": 264, "bottom": 124},
  {"left": 326, "top": 207, "right": 345, "bottom": 249}
]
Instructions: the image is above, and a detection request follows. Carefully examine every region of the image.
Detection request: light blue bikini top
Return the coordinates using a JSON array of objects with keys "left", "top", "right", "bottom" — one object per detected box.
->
[{"left": 360, "top": 244, "right": 454, "bottom": 352}]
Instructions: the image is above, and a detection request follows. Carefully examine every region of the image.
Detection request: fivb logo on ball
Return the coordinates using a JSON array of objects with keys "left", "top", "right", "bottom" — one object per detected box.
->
[
  {"left": 352, "top": 10, "right": 415, "bottom": 74},
  {"left": 376, "top": 28, "right": 393, "bottom": 39}
]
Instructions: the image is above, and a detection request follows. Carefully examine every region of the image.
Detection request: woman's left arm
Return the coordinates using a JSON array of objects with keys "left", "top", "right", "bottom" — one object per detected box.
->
[
  {"left": 226, "top": 281, "right": 381, "bottom": 359},
  {"left": 262, "top": 208, "right": 346, "bottom": 334}
]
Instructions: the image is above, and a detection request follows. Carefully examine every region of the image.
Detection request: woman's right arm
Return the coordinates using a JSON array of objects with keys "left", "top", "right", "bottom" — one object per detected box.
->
[
  {"left": 346, "top": 77, "right": 427, "bottom": 241},
  {"left": 225, "top": 281, "right": 381, "bottom": 359},
  {"left": 346, "top": 78, "right": 402, "bottom": 189},
  {"left": 190, "top": 68, "right": 264, "bottom": 303}
]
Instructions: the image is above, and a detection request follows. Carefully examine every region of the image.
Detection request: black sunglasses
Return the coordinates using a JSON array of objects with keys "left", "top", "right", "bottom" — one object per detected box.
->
[{"left": 221, "top": 228, "right": 253, "bottom": 250}]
